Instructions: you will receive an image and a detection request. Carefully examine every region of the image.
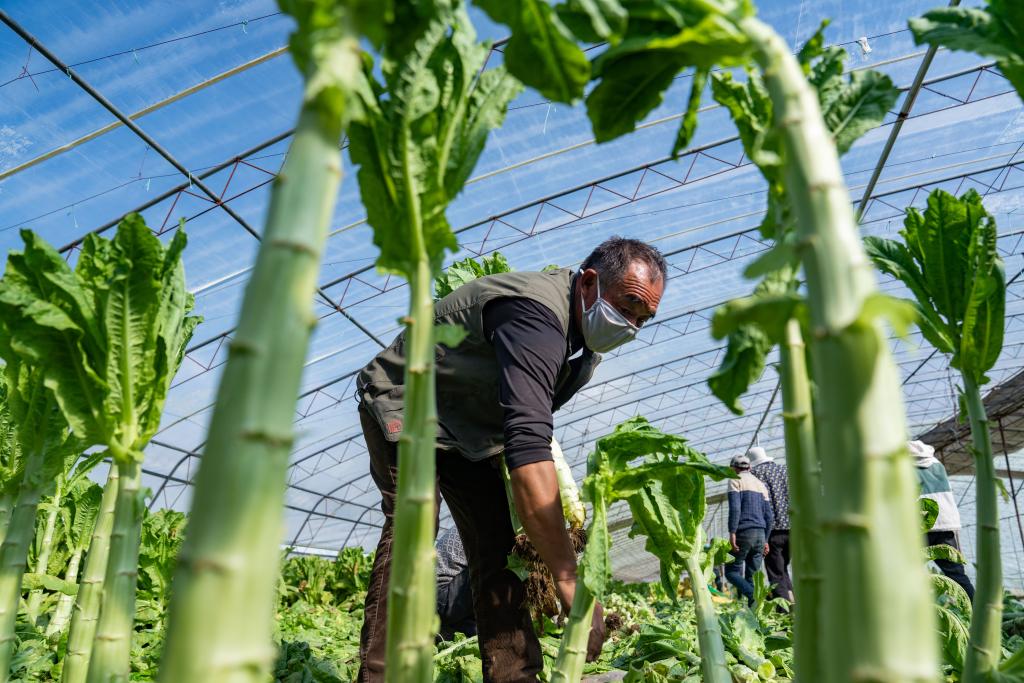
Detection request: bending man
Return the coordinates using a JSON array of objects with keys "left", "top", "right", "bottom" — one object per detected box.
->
[{"left": 355, "top": 237, "right": 667, "bottom": 683}]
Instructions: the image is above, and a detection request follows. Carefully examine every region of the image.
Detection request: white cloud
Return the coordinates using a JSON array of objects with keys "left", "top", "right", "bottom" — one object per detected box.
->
[{"left": 0, "top": 125, "right": 32, "bottom": 163}]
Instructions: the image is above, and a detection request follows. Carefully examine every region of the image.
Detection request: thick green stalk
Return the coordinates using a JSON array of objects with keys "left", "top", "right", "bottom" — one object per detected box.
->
[
  {"left": 962, "top": 374, "right": 1002, "bottom": 682},
  {"left": 684, "top": 533, "right": 730, "bottom": 683},
  {"left": 551, "top": 438, "right": 585, "bottom": 529},
  {"left": 86, "top": 460, "right": 143, "bottom": 683},
  {"left": 778, "top": 318, "right": 822, "bottom": 683},
  {"left": 157, "top": 102, "right": 347, "bottom": 683},
  {"left": 550, "top": 581, "right": 596, "bottom": 683},
  {"left": 0, "top": 493, "right": 13, "bottom": 548},
  {"left": 740, "top": 17, "right": 939, "bottom": 682},
  {"left": 384, "top": 256, "right": 439, "bottom": 683},
  {"left": 62, "top": 466, "right": 118, "bottom": 683},
  {"left": 0, "top": 441, "right": 46, "bottom": 682},
  {"left": 46, "top": 546, "right": 83, "bottom": 638},
  {"left": 27, "top": 475, "right": 64, "bottom": 623}
]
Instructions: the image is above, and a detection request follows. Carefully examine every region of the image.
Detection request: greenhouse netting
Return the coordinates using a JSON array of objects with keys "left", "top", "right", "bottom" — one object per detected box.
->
[{"left": 1, "top": 0, "right": 1023, "bottom": 680}]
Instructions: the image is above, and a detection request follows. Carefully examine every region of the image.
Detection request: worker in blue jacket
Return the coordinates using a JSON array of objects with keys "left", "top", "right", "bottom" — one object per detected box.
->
[{"left": 725, "top": 453, "right": 774, "bottom": 605}]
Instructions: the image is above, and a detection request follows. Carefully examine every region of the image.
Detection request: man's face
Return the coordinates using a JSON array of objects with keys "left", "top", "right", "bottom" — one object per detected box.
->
[{"left": 576, "top": 260, "right": 664, "bottom": 329}]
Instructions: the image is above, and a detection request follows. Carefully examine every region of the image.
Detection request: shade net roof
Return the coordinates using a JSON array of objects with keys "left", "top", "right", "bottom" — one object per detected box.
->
[{"left": 2, "top": 0, "right": 1023, "bottom": 586}]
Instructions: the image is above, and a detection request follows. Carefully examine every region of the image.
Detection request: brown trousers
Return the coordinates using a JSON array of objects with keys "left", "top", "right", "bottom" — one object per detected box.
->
[{"left": 357, "top": 406, "right": 543, "bottom": 683}]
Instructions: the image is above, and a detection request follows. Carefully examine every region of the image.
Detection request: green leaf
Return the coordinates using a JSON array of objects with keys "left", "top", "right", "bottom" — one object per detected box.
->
[
  {"left": 994, "top": 476, "right": 1011, "bottom": 503},
  {"left": 21, "top": 573, "right": 77, "bottom": 596},
  {"left": 350, "top": 13, "right": 519, "bottom": 279},
  {"left": 960, "top": 196, "right": 1005, "bottom": 383},
  {"left": 821, "top": 68, "right": 899, "bottom": 155},
  {"left": 672, "top": 68, "right": 708, "bottom": 157},
  {"left": 931, "top": 573, "right": 972, "bottom": 617},
  {"left": 434, "top": 251, "right": 513, "bottom": 300},
  {"left": 864, "top": 235, "right": 955, "bottom": 354},
  {"left": 742, "top": 236, "right": 797, "bottom": 279},
  {"left": 581, "top": 418, "right": 734, "bottom": 601},
  {"left": 872, "top": 189, "right": 1005, "bottom": 380},
  {"left": 434, "top": 324, "right": 468, "bottom": 348},
  {"left": 920, "top": 497, "right": 940, "bottom": 532},
  {"left": 586, "top": 50, "right": 687, "bottom": 142},
  {"left": 505, "top": 552, "right": 530, "bottom": 582},
  {"left": 710, "top": 291, "right": 803, "bottom": 343},
  {"left": 910, "top": 3, "right": 1024, "bottom": 100},
  {"left": 476, "top": 0, "right": 590, "bottom": 103},
  {"left": 0, "top": 215, "right": 198, "bottom": 464},
  {"left": 710, "top": 70, "right": 779, "bottom": 175},
  {"left": 925, "top": 543, "right": 966, "bottom": 565},
  {"left": 556, "top": 0, "right": 628, "bottom": 42},
  {"left": 707, "top": 324, "right": 772, "bottom": 416},
  {"left": 796, "top": 20, "right": 829, "bottom": 70},
  {"left": 858, "top": 293, "right": 918, "bottom": 339}
]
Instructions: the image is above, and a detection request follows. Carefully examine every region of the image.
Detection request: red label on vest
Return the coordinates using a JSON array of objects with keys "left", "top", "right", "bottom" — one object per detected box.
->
[{"left": 385, "top": 420, "right": 402, "bottom": 435}]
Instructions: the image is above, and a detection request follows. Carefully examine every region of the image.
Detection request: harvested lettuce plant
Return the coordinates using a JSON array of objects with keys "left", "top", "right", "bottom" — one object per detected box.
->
[
  {"left": 866, "top": 189, "right": 1006, "bottom": 683},
  {"left": 347, "top": 5, "right": 521, "bottom": 679},
  {"left": 0, "top": 214, "right": 198, "bottom": 682},
  {"left": 156, "top": 1, "right": 374, "bottom": 681},
  {"left": 552, "top": 417, "right": 734, "bottom": 683}
]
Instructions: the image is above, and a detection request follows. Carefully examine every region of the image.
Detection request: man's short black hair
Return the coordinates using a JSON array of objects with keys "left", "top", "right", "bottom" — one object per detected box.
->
[{"left": 581, "top": 237, "right": 668, "bottom": 287}]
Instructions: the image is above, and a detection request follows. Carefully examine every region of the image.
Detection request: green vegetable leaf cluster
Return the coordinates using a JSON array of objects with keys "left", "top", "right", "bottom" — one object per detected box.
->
[
  {"left": 864, "top": 188, "right": 1004, "bottom": 384},
  {"left": 712, "top": 21, "right": 899, "bottom": 241},
  {"left": 910, "top": 1, "right": 1024, "bottom": 101},
  {"left": 579, "top": 417, "right": 734, "bottom": 599},
  {"left": 434, "top": 251, "right": 512, "bottom": 300},
  {"left": 0, "top": 215, "right": 201, "bottom": 462},
  {"left": 348, "top": 9, "right": 522, "bottom": 278}
]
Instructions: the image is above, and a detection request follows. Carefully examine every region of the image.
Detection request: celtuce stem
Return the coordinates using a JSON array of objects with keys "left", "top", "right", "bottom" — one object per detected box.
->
[
  {"left": 740, "top": 16, "right": 939, "bottom": 682},
  {"left": 0, "top": 441, "right": 46, "bottom": 683},
  {"left": 551, "top": 438, "right": 585, "bottom": 529},
  {"left": 27, "top": 475, "right": 64, "bottom": 623},
  {"left": 684, "top": 531, "right": 730, "bottom": 683},
  {"left": 384, "top": 257, "right": 440, "bottom": 683},
  {"left": 779, "top": 318, "right": 822, "bottom": 683},
  {"left": 550, "top": 581, "right": 596, "bottom": 683},
  {"left": 0, "top": 493, "right": 13, "bottom": 548},
  {"left": 47, "top": 547, "right": 83, "bottom": 638},
  {"left": 157, "top": 73, "right": 351, "bottom": 682},
  {"left": 62, "top": 466, "right": 118, "bottom": 683},
  {"left": 962, "top": 374, "right": 1002, "bottom": 682},
  {"left": 87, "top": 460, "right": 143, "bottom": 683}
]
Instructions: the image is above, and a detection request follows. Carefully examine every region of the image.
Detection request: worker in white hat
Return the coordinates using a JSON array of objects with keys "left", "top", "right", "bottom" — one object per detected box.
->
[{"left": 747, "top": 446, "right": 793, "bottom": 602}]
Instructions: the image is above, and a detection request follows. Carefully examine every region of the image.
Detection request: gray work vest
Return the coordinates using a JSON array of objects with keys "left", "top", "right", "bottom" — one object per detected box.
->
[{"left": 356, "top": 268, "right": 601, "bottom": 460}]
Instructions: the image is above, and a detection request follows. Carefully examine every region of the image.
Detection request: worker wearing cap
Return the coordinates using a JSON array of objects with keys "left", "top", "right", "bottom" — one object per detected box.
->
[
  {"left": 726, "top": 453, "right": 774, "bottom": 605},
  {"left": 748, "top": 446, "right": 793, "bottom": 602},
  {"left": 909, "top": 440, "right": 975, "bottom": 601}
]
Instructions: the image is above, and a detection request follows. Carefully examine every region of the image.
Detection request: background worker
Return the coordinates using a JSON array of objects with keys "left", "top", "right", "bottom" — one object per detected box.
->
[
  {"left": 435, "top": 526, "right": 477, "bottom": 641},
  {"left": 726, "top": 453, "right": 774, "bottom": 606},
  {"left": 909, "top": 440, "right": 976, "bottom": 601},
  {"left": 748, "top": 446, "right": 793, "bottom": 602},
  {"left": 355, "top": 237, "right": 667, "bottom": 683}
]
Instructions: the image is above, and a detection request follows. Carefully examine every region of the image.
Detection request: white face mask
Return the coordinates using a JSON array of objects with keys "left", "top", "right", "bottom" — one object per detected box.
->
[{"left": 579, "top": 272, "right": 639, "bottom": 353}]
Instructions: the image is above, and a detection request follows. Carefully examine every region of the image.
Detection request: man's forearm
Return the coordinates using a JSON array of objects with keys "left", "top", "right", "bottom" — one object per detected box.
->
[{"left": 509, "top": 460, "right": 577, "bottom": 581}]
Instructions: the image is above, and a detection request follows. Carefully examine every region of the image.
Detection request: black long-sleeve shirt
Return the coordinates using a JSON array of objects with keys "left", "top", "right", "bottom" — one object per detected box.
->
[{"left": 482, "top": 296, "right": 584, "bottom": 470}]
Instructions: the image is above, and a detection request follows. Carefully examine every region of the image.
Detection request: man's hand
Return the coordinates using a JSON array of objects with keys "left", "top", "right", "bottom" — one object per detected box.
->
[
  {"left": 763, "top": 542, "right": 770, "bottom": 556},
  {"left": 586, "top": 601, "right": 606, "bottom": 662},
  {"left": 730, "top": 532, "right": 739, "bottom": 553}
]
